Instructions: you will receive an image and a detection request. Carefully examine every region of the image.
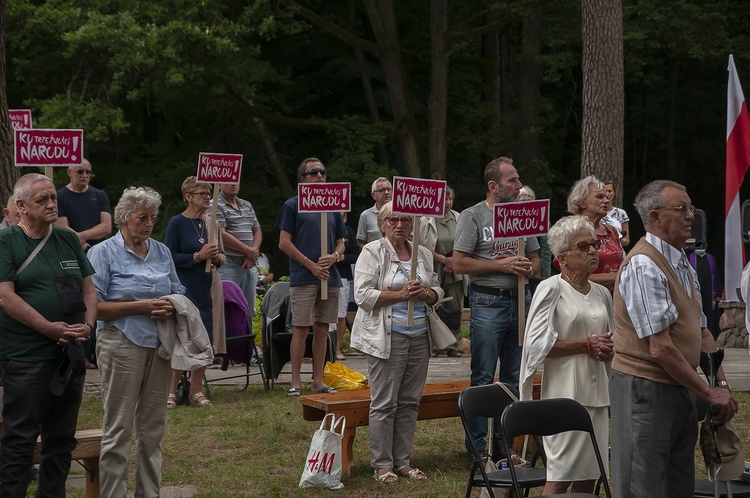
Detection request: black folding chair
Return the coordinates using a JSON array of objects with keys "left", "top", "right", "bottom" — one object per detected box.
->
[
  {"left": 260, "top": 282, "right": 335, "bottom": 389},
  {"left": 458, "top": 383, "right": 547, "bottom": 498},
  {"left": 500, "top": 398, "right": 611, "bottom": 498}
]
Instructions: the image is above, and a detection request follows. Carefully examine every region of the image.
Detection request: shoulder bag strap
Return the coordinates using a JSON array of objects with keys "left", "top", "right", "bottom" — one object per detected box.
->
[{"left": 17, "top": 226, "right": 53, "bottom": 275}]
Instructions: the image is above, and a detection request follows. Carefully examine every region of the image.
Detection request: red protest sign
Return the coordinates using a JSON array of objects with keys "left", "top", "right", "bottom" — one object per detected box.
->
[
  {"left": 9, "top": 110, "right": 32, "bottom": 130},
  {"left": 196, "top": 152, "right": 242, "bottom": 184},
  {"left": 391, "top": 176, "right": 447, "bottom": 217},
  {"left": 14, "top": 129, "right": 83, "bottom": 167},
  {"left": 493, "top": 199, "right": 550, "bottom": 238},
  {"left": 297, "top": 182, "right": 351, "bottom": 213}
]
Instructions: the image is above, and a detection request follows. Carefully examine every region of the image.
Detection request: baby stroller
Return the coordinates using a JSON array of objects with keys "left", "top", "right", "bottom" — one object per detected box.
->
[{"left": 203, "top": 280, "right": 268, "bottom": 397}]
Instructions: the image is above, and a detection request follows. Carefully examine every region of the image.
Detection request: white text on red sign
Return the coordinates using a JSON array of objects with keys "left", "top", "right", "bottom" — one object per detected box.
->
[
  {"left": 196, "top": 152, "right": 242, "bottom": 184},
  {"left": 392, "top": 177, "right": 447, "bottom": 217},
  {"left": 14, "top": 129, "right": 84, "bottom": 167},
  {"left": 9, "top": 110, "right": 32, "bottom": 130},
  {"left": 493, "top": 199, "right": 550, "bottom": 238},
  {"left": 297, "top": 183, "right": 351, "bottom": 213}
]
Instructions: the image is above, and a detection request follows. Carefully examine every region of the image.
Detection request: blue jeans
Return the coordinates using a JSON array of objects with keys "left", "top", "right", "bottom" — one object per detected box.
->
[
  {"left": 464, "top": 288, "right": 530, "bottom": 453},
  {"left": 219, "top": 262, "right": 258, "bottom": 317}
]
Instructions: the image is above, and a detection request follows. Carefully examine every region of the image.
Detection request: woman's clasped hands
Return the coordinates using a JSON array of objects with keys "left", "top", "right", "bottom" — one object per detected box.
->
[{"left": 587, "top": 332, "right": 613, "bottom": 362}]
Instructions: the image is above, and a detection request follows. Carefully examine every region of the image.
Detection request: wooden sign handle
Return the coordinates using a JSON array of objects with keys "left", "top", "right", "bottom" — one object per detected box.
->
[
  {"left": 517, "top": 237, "right": 526, "bottom": 346},
  {"left": 407, "top": 216, "right": 420, "bottom": 327},
  {"left": 205, "top": 184, "right": 220, "bottom": 272},
  {"left": 320, "top": 212, "right": 328, "bottom": 300}
]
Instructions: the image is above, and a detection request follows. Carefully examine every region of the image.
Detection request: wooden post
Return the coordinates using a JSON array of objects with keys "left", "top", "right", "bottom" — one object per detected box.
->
[
  {"left": 205, "top": 184, "right": 220, "bottom": 272},
  {"left": 321, "top": 212, "right": 328, "bottom": 300},
  {"left": 407, "top": 216, "right": 420, "bottom": 327},
  {"left": 45, "top": 166, "right": 53, "bottom": 182},
  {"left": 518, "top": 237, "right": 526, "bottom": 346}
]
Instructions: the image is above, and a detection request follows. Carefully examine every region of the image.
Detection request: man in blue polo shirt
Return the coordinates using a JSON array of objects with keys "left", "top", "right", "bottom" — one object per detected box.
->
[{"left": 275, "top": 158, "right": 346, "bottom": 396}]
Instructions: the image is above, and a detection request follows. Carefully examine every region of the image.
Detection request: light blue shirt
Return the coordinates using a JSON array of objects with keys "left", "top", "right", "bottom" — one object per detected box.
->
[
  {"left": 618, "top": 232, "right": 707, "bottom": 339},
  {"left": 88, "top": 231, "right": 185, "bottom": 348},
  {"left": 390, "top": 261, "right": 428, "bottom": 336}
]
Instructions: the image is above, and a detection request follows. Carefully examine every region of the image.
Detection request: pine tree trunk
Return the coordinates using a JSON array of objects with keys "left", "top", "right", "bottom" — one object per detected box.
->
[
  {"left": 0, "top": 0, "right": 20, "bottom": 206},
  {"left": 428, "top": 0, "right": 448, "bottom": 179},
  {"left": 581, "top": 0, "right": 624, "bottom": 195}
]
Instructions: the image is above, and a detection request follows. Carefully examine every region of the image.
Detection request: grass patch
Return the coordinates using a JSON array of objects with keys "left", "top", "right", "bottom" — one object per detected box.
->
[{"left": 45, "top": 388, "right": 750, "bottom": 496}]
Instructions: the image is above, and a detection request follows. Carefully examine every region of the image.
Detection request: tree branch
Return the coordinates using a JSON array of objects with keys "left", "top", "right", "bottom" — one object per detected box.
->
[
  {"left": 279, "top": 0, "right": 379, "bottom": 54},
  {"left": 225, "top": 86, "right": 329, "bottom": 130}
]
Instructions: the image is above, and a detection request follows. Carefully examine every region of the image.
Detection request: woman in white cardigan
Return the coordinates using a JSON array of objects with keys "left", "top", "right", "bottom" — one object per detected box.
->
[
  {"left": 351, "top": 201, "right": 443, "bottom": 484},
  {"left": 519, "top": 215, "right": 614, "bottom": 495}
]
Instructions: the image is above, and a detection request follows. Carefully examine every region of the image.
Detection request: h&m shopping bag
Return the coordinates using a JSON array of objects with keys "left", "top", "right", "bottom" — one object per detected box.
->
[{"left": 299, "top": 413, "right": 346, "bottom": 490}]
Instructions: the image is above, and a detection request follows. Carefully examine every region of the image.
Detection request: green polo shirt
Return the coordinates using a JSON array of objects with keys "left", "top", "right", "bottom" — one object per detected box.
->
[{"left": 0, "top": 226, "right": 94, "bottom": 361}]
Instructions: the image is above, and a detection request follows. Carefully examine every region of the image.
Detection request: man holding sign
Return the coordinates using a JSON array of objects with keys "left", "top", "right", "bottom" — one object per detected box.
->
[
  {"left": 453, "top": 156, "right": 540, "bottom": 462},
  {"left": 274, "top": 158, "right": 346, "bottom": 396}
]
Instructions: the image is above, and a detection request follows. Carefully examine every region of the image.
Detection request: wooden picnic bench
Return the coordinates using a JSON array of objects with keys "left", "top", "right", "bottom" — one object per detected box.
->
[
  {"left": 33, "top": 428, "right": 102, "bottom": 498},
  {"left": 300, "top": 375, "right": 541, "bottom": 476}
]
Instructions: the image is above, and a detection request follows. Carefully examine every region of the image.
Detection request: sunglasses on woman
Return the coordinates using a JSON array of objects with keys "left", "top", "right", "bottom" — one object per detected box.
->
[{"left": 571, "top": 239, "right": 601, "bottom": 252}]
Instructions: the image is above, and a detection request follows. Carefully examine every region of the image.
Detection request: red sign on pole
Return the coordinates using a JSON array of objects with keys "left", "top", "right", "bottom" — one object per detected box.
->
[
  {"left": 297, "top": 183, "right": 351, "bottom": 213},
  {"left": 14, "top": 129, "right": 84, "bottom": 167},
  {"left": 391, "top": 176, "right": 447, "bottom": 217},
  {"left": 9, "top": 110, "right": 32, "bottom": 130},
  {"left": 196, "top": 152, "right": 242, "bottom": 184},
  {"left": 493, "top": 199, "right": 550, "bottom": 238}
]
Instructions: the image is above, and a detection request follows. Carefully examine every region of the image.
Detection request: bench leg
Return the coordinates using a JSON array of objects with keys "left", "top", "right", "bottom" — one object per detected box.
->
[
  {"left": 81, "top": 457, "right": 100, "bottom": 498},
  {"left": 342, "top": 426, "right": 356, "bottom": 477}
]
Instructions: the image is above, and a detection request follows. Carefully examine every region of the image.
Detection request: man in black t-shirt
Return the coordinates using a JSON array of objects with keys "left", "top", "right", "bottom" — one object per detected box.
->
[{"left": 54, "top": 158, "right": 112, "bottom": 251}]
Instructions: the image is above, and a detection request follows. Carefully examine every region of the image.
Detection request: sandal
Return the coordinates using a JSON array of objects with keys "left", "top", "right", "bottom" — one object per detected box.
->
[
  {"left": 447, "top": 349, "right": 462, "bottom": 358},
  {"left": 314, "top": 385, "right": 337, "bottom": 394},
  {"left": 373, "top": 469, "right": 399, "bottom": 484},
  {"left": 396, "top": 467, "right": 427, "bottom": 481},
  {"left": 167, "top": 393, "right": 177, "bottom": 409},
  {"left": 287, "top": 387, "right": 302, "bottom": 397},
  {"left": 189, "top": 392, "right": 212, "bottom": 407}
]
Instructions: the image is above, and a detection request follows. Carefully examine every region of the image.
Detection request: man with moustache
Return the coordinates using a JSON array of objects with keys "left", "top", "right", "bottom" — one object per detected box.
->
[
  {"left": 213, "top": 183, "right": 263, "bottom": 317},
  {"left": 609, "top": 180, "right": 738, "bottom": 497},
  {"left": 356, "top": 177, "right": 392, "bottom": 249},
  {"left": 452, "top": 156, "right": 540, "bottom": 462},
  {"left": 275, "top": 158, "right": 346, "bottom": 396}
]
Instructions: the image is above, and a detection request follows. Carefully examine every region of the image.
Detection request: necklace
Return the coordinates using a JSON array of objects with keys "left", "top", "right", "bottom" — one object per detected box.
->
[
  {"left": 562, "top": 272, "right": 590, "bottom": 294},
  {"left": 18, "top": 222, "right": 45, "bottom": 239},
  {"left": 186, "top": 214, "right": 206, "bottom": 244}
]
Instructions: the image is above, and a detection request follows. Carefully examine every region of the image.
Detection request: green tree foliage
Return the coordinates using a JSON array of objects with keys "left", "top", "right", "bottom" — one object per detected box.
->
[{"left": 5, "top": 0, "right": 750, "bottom": 265}]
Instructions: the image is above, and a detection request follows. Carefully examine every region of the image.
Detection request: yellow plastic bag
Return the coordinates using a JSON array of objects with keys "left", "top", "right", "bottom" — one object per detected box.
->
[{"left": 323, "top": 361, "right": 368, "bottom": 391}]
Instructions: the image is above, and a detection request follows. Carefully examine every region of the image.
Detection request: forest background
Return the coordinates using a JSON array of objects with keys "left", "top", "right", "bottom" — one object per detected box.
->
[{"left": 1, "top": 0, "right": 748, "bottom": 276}]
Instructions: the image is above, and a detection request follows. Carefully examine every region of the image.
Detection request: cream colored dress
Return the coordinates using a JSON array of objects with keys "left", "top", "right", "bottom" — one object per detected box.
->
[
  {"left": 520, "top": 275, "right": 612, "bottom": 482},
  {"left": 542, "top": 281, "right": 610, "bottom": 481}
]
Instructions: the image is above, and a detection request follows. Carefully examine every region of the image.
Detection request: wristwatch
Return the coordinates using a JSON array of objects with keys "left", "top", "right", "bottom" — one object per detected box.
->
[
  {"left": 84, "top": 322, "right": 95, "bottom": 335},
  {"left": 717, "top": 380, "right": 731, "bottom": 390}
]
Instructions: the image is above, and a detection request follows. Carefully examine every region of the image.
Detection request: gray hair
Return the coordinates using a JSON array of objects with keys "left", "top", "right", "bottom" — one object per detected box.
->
[
  {"left": 114, "top": 186, "right": 162, "bottom": 229},
  {"left": 371, "top": 177, "right": 391, "bottom": 192},
  {"left": 13, "top": 173, "right": 53, "bottom": 202},
  {"left": 634, "top": 180, "right": 686, "bottom": 226},
  {"left": 446, "top": 185, "right": 455, "bottom": 199},
  {"left": 6, "top": 195, "right": 16, "bottom": 210},
  {"left": 548, "top": 215, "right": 596, "bottom": 256},
  {"left": 567, "top": 175, "right": 605, "bottom": 214},
  {"left": 518, "top": 186, "right": 536, "bottom": 201}
]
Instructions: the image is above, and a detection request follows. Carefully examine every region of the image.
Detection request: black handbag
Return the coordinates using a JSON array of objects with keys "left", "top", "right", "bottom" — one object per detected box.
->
[{"left": 53, "top": 275, "right": 87, "bottom": 313}]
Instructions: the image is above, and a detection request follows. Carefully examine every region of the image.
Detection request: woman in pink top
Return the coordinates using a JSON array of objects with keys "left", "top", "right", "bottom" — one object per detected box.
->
[{"left": 566, "top": 176, "right": 625, "bottom": 293}]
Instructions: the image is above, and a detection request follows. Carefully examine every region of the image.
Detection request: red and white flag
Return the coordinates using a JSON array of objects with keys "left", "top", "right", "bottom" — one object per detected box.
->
[{"left": 725, "top": 55, "right": 750, "bottom": 302}]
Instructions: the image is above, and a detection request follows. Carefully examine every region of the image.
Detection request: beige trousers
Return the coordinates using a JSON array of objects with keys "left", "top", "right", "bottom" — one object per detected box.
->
[{"left": 97, "top": 327, "right": 172, "bottom": 498}]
